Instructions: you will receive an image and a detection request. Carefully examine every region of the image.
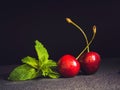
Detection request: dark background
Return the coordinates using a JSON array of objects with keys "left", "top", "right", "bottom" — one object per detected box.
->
[{"left": 0, "top": 1, "right": 120, "bottom": 65}]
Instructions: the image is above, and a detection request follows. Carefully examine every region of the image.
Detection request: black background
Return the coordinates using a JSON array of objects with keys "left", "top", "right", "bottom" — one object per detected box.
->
[{"left": 0, "top": 1, "right": 120, "bottom": 65}]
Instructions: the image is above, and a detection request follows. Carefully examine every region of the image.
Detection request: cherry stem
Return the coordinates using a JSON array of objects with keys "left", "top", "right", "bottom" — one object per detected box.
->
[
  {"left": 76, "top": 25, "right": 96, "bottom": 59},
  {"left": 66, "top": 18, "right": 90, "bottom": 52}
]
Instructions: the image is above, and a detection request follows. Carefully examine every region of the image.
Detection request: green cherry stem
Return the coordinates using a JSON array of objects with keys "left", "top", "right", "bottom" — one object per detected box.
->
[
  {"left": 66, "top": 18, "right": 90, "bottom": 52},
  {"left": 76, "top": 25, "right": 96, "bottom": 59}
]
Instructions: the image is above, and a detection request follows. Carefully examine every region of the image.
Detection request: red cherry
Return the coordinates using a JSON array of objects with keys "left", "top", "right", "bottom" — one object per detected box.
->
[
  {"left": 58, "top": 54, "right": 80, "bottom": 77},
  {"left": 78, "top": 51, "right": 101, "bottom": 74}
]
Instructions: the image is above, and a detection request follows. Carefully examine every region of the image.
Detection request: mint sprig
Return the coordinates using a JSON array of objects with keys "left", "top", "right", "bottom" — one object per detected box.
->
[
  {"left": 8, "top": 64, "right": 39, "bottom": 81},
  {"left": 8, "top": 40, "right": 60, "bottom": 81}
]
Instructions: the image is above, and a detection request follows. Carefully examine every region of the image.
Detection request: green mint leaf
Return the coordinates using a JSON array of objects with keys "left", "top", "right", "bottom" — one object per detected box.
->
[
  {"left": 44, "top": 59, "right": 57, "bottom": 67},
  {"left": 8, "top": 64, "right": 39, "bottom": 81},
  {"left": 22, "top": 56, "right": 39, "bottom": 69},
  {"left": 47, "top": 68, "right": 60, "bottom": 79},
  {"left": 41, "top": 59, "right": 57, "bottom": 70},
  {"left": 40, "top": 60, "right": 60, "bottom": 78},
  {"left": 35, "top": 40, "right": 49, "bottom": 62},
  {"left": 41, "top": 67, "right": 60, "bottom": 79}
]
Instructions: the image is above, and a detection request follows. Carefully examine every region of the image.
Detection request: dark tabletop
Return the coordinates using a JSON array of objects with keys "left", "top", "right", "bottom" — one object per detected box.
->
[{"left": 0, "top": 58, "right": 120, "bottom": 90}]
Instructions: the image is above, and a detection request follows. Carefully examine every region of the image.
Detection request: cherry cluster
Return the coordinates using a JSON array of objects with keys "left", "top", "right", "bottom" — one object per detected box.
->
[{"left": 57, "top": 18, "right": 101, "bottom": 77}]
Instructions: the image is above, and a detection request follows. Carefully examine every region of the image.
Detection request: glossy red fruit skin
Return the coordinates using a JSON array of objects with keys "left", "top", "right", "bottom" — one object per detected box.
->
[
  {"left": 58, "top": 54, "right": 80, "bottom": 77},
  {"left": 78, "top": 51, "right": 101, "bottom": 75}
]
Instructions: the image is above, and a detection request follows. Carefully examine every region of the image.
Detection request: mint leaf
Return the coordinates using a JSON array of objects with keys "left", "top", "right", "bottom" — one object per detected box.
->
[
  {"left": 41, "top": 60, "right": 57, "bottom": 70},
  {"left": 8, "top": 64, "right": 39, "bottom": 81},
  {"left": 40, "top": 60, "right": 60, "bottom": 78},
  {"left": 41, "top": 67, "right": 60, "bottom": 79},
  {"left": 22, "top": 56, "right": 39, "bottom": 69},
  {"left": 35, "top": 40, "right": 49, "bottom": 62},
  {"left": 44, "top": 59, "right": 57, "bottom": 67},
  {"left": 47, "top": 68, "right": 60, "bottom": 79}
]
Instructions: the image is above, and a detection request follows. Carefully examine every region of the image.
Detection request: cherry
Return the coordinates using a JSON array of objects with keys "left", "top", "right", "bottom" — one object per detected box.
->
[
  {"left": 58, "top": 54, "right": 80, "bottom": 77},
  {"left": 78, "top": 51, "right": 101, "bottom": 74},
  {"left": 77, "top": 25, "right": 101, "bottom": 74}
]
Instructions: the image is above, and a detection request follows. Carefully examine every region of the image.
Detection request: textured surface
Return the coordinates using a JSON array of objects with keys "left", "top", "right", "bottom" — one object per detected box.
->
[{"left": 0, "top": 58, "right": 120, "bottom": 90}]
